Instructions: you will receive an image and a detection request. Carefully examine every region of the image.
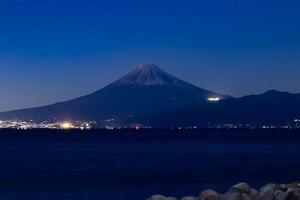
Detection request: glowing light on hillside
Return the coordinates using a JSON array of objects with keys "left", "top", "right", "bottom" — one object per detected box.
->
[
  {"left": 61, "top": 122, "right": 73, "bottom": 129},
  {"left": 207, "top": 97, "right": 220, "bottom": 102}
]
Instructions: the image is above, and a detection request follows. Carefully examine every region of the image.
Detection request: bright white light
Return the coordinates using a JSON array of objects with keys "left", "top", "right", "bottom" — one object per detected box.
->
[{"left": 207, "top": 97, "right": 220, "bottom": 102}]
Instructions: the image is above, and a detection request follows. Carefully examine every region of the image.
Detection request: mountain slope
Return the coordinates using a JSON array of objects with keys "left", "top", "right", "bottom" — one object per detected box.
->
[
  {"left": 151, "top": 90, "right": 300, "bottom": 127},
  {"left": 0, "top": 64, "right": 228, "bottom": 125}
]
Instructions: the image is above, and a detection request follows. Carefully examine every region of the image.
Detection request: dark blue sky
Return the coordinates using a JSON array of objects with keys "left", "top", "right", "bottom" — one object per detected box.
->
[{"left": 0, "top": 0, "right": 300, "bottom": 111}]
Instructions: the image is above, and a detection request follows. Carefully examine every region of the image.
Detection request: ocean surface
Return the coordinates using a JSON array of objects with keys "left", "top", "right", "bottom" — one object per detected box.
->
[{"left": 0, "top": 129, "right": 300, "bottom": 200}]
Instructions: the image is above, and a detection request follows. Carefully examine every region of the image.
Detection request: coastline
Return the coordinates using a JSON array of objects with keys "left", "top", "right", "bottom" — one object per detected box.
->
[{"left": 147, "top": 182, "right": 300, "bottom": 200}]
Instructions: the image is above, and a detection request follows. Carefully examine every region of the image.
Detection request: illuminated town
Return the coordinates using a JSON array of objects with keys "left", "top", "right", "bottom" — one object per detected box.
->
[
  {"left": 0, "top": 120, "right": 95, "bottom": 130},
  {"left": 0, "top": 119, "right": 300, "bottom": 130}
]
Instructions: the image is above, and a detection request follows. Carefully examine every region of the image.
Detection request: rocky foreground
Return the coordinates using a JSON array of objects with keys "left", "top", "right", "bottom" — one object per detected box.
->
[{"left": 147, "top": 182, "right": 300, "bottom": 200}]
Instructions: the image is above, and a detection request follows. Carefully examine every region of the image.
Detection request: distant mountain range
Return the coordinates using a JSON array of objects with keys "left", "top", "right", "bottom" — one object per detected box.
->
[
  {"left": 0, "top": 64, "right": 300, "bottom": 127},
  {"left": 148, "top": 90, "right": 300, "bottom": 127}
]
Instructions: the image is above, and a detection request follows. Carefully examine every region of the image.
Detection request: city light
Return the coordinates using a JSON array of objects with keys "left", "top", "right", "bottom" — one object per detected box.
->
[
  {"left": 0, "top": 119, "right": 96, "bottom": 130},
  {"left": 0, "top": 119, "right": 298, "bottom": 129},
  {"left": 60, "top": 122, "right": 73, "bottom": 129},
  {"left": 207, "top": 97, "right": 220, "bottom": 102}
]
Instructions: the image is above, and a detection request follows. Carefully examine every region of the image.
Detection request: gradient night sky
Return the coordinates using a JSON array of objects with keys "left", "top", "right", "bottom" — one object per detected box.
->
[{"left": 0, "top": 0, "right": 300, "bottom": 111}]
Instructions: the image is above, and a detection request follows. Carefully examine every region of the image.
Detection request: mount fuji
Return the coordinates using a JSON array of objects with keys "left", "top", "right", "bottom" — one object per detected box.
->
[{"left": 0, "top": 64, "right": 228, "bottom": 126}]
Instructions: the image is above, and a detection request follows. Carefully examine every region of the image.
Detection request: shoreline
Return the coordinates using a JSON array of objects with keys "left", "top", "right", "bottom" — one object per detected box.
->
[{"left": 147, "top": 182, "right": 300, "bottom": 200}]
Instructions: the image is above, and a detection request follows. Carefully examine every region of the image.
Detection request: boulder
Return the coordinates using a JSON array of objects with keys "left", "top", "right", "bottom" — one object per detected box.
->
[
  {"left": 147, "top": 195, "right": 178, "bottom": 200},
  {"left": 274, "top": 191, "right": 286, "bottom": 200},
  {"left": 147, "top": 182, "right": 300, "bottom": 200},
  {"left": 260, "top": 183, "right": 278, "bottom": 192},
  {"left": 250, "top": 188, "right": 259, "bottom": 199},
  {"left": 279, "top": 184, "right": 289, "bottom": 192},
  {"left": 286, "top": 188, "right": 300, "bottom": 200},
  {"left": 221, "top": 192, "right": 242, "bottom": 200},
  {"left": 241, "top": 194, "right": 251, "bottom": 200},
  {"left": 199, "top": 189, "right": 219, "bottom": 200},
  {"left": 285, "top": 190, "right": 300, "bottom": 200},
  {"left": 231, "top": 183, "right": 252, "bottom": 195},
  {"left": 180, "top": 196, "right": 197, "bottom": 200},
  {"left": 288, "top": 182, "right": 300, "bottom": 189},
  {"left": 259, "top": 183, "right": 278, "bottom": 200},
  {"left": 287, "top": 188, "right": 300, "bottom": 194}
]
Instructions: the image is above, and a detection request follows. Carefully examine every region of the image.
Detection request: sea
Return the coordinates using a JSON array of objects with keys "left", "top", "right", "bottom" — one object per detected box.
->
[{"left": 0, "top": 129, "right": 299, "bottom": 200}]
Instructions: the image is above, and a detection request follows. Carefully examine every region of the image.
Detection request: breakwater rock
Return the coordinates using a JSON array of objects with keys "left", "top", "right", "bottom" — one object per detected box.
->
[{"left": 147, "top": 182, "right": 300, "bottom": 200}]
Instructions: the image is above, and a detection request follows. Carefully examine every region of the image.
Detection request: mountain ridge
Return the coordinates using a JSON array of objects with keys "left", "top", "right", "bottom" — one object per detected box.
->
[
  {"left": 0, "top": 64, "right": 228, "bottom": 125},
  {"left": 1, "top": 65, "right": 299, "bottom": 127},
  {"left": 149, "top": 89, "right": 300, "bottom": 127}
]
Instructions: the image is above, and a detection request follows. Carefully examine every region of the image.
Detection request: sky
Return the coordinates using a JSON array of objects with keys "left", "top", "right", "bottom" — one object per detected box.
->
[{"left": 0, "top": 0, "right": 300, "bottom": 111}]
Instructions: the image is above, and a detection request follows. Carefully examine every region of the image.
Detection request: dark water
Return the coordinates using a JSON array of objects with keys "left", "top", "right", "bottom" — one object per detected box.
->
[{"left": 0, "top": 129, "right": 300, "bottom": 200}]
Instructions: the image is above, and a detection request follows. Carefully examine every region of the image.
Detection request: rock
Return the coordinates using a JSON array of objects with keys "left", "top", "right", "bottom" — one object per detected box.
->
[
  {"left": 250, "top": 188, "right": 259, "bottom": 199},
  {"left": 274, "top": 191, "right": 286, "bottom": 200},
  {"left": 223, "top": 183, "right": 253, "bottom": 200},
  {"left": 147, "top": 195, "right": 178, "bottom": 200},
  {"left": 147, "top": 195, "right": 168, "bottom": 200},
  {"left": 260, "top": 183, "right": 278, "bottom": 192},
  {"left": 258, "top": 190, "right": 273, "bottom": 199},
  {"left": 180, "top": 196, "right": 197, "bottom": 200},
  {"left": 287, "top": 188, "right": 300, "bottom": 194},
  {"left": 148, "top": 182, "right": 300, "bottom": 200},
  {"left": 199, "top": 189, "right": 219, "bottom": 200},
  {"left": 288, "top": 182, "right": 300, "bottom": 189},
  {"left": 221, "top": 192, "right": 242, "bottom": 200},
  {"left": 259, "top": 183, "right": 277, "bottom": 200},
  {"left": 231, "top": 183, "right": 252, "bottom": 195},
  {"left": 241, "top": 194, "right": 251, "bottom": 200},
  {"left": 279, "top": 184, "right": 289, "bottom": 191},
  {"left": 286, "top": 189, "right": 300, "bottom": 200}
]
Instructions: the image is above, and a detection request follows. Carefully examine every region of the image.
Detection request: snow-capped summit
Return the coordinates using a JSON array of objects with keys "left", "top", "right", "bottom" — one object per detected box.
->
[
  {"left": 111, "top": 64, "right": 181, "bottom": 86},
  {"left": 0, "top": 64, "right": 228, "bottom": 125}
]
